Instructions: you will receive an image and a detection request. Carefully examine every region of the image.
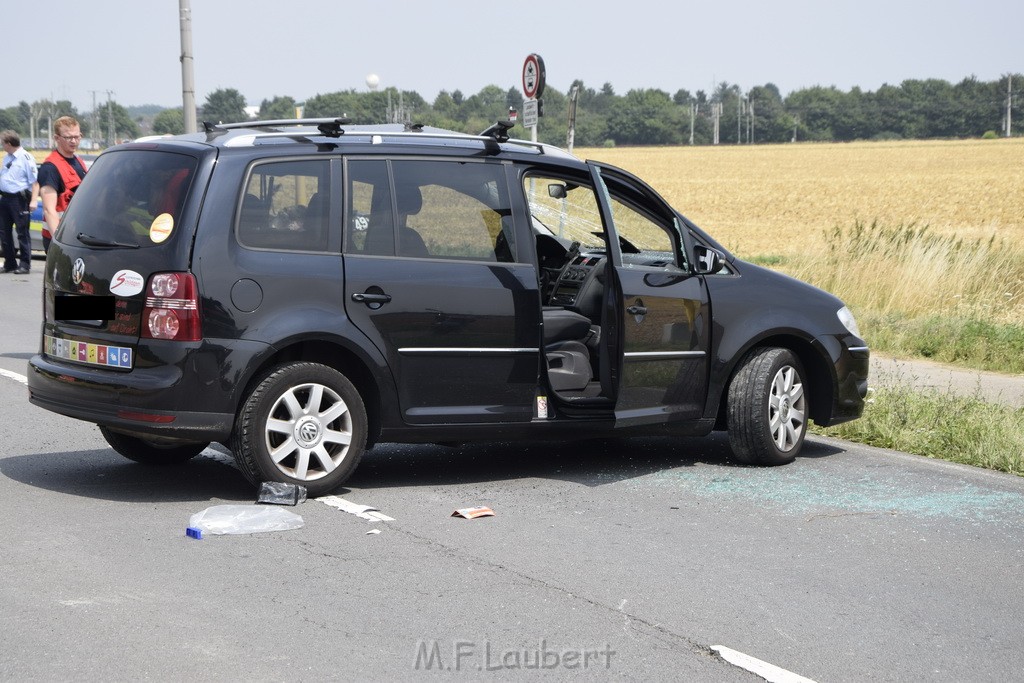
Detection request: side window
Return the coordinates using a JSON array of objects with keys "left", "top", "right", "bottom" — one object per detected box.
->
[
  {"left": 237, "top": 159, "right": 329, "bottom": 252},
  {"left": 607, "top": 195, "right": 685, "bottom": 270},
  {"left": 523, "top": 175, "right": 607, "bottom": 252},
  {"left": 347, "top": 159, "right": 392, "bottom": 255},
  {"left": 393, "top": 160, "right": 515, "bottom": 262},
  {"left": 598, "top": 170, "right": 688, "bottom": 271},
  {"left": 346, "top": 158, "right": 515, "bottom": 262}
]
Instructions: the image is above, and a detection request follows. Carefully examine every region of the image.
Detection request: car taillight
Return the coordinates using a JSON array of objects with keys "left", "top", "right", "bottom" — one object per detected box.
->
[{"left": 141, "top": 272, "right": 201, "bottom": 341}]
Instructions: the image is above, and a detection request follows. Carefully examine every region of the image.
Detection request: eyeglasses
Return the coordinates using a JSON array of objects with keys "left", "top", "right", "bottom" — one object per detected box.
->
[{"left": 59, "top": 134, "right": 82, "bottom": 142}]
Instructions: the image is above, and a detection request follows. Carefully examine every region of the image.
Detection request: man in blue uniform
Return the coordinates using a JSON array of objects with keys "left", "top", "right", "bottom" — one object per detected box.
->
[{"left": 0, "top": 130, "right": 38, "bottom": 274}]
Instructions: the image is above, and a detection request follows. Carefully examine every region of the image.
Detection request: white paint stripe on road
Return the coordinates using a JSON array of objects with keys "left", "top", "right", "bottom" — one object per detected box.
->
[
  {"left": 317, "top": 495, "right": 395, "bottom": 521},
  {"left": 711, "top": 645, "right": 816, "bottom": 683},
  {"left": 0, "top": 368, "right": 28, "bottom": 385}
]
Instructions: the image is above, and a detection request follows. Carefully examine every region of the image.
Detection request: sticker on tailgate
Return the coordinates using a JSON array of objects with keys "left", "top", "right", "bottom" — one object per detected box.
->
[{"left": 44, "top": 335, "right": 133, "bottom": 369}]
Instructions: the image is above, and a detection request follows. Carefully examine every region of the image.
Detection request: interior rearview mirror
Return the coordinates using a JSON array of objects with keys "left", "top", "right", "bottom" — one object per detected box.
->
[{"left": 547, "top": 184, "right": 567, "bottom": 199}]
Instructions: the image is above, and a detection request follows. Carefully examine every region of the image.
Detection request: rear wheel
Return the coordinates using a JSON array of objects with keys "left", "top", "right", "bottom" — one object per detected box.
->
[
  {"left": 99, "top": 426, "right": 208, "bottom": 465},
  {"left": 727, "top": 347, "right": 807, "bottom": 466},
  {"left": 233, "top": 362, "right": 367, "bottom": 496}
]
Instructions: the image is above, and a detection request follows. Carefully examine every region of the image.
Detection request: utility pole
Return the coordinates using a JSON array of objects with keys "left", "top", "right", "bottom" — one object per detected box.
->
[
  {"left": 689, "top": 101, "right": 696, "bottom": 145},
  {"left": 1006, "top": 76, "right": 1013, "bottom": 138},
  {"left": 385, "top": 89, "right": 407, "bottom": 124},
  {"left": 106, "top": 90, "right": 115, "bottom": 146},
  {"left": 737, "top": 92, "right": 742, "bottom": 144},
  {"left": 179, "top": 0, "right": 197, "bottom": 133},
  {"left": 89, "top": 90, "right": 99, "bottom": 149},
  {"left": 748, "top": 98, "right": 754, "bottom": 144},
  {"left": 566, "top": 84, "right": 579, "bottom": 153}
]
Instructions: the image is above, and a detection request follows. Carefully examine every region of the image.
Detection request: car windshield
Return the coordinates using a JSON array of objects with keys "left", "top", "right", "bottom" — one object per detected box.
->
[
  {"left": 525, "top": 177, "right": 608, "bottom": 252},
  {"left": 57, "top": 150, "right": 197, "bottom": 249}
]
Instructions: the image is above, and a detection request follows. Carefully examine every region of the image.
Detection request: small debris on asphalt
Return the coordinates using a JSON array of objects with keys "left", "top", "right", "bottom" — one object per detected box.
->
[
  {"left": 256, "top": 481, "right": 307, "bottom": 506},
  {"left": 452, "top": 506, "right": 495, "bottom": 519}
]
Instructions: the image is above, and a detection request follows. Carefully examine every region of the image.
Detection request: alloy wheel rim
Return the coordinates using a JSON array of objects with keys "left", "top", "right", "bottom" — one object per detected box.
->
[
  {"left": 265, "top": 382, "right": 353, "bottom": 481},
  {"left": 768, "top": 365, "right": 806, "bottom": 452}
]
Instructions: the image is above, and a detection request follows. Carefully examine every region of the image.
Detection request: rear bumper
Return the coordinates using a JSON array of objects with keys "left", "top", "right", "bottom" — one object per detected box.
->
[
  {"left": 28, "top": 379, "right": 234, "bottom": 442},
  {"left": 27, "top": 338, "right": 266, "bottom": 443}
]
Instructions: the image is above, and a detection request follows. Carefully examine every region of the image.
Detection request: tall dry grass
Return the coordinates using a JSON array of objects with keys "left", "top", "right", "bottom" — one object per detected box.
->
[
  {"left": 786, "top": 221, "right": 1024, "bottom": 325},
  {"left": 577, "top": 138, "right": 1024, "bottom": 258},
  {"left": 577, "top": 139, "right": 1024, "bottom": 372}
]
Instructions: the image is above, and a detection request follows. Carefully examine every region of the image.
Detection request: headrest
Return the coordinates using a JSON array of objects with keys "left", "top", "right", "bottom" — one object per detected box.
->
[{"left": 396, "top": 185, "right": 422, "bottom": 215}]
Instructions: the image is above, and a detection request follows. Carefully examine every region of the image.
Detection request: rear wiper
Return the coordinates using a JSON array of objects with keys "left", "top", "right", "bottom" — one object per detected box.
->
[{"left": 76, "top": 233, "right": 140, "bottom": 249}]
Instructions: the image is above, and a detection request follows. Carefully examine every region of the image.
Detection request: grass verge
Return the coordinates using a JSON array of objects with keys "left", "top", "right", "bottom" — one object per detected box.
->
[
  {"left": 779, "top": 220, "right": 1024, "bottom": 374},
  {"left": 863, "top": 315, "right": 1024, "bottom": 374},
  {"left": 812, "top": 384, "right": 1024, "bottom": 476}
]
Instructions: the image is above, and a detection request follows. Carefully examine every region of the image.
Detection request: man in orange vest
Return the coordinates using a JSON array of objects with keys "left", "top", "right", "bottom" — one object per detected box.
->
[{"left": 35, "top": 116, "right": 88, "bottom": 252}]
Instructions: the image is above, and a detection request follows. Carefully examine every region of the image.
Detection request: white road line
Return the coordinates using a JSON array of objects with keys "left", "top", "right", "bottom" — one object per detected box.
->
[
  {"left": 0, "top": 368, "right": 28, "bottom": 385},
  {"left": 317, "top": 495, "right": 395, "bottom": 521},
  {"left": 711, "top": 645, "right": 816, "bottom": 683}
]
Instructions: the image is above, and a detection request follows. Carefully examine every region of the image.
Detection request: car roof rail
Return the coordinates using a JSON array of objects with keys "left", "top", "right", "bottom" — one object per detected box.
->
[
  {"left": 204, "top": 117, "right": 352, "bottom": 133},
  {"left": 211, "top": 118, "right": 553, "bottom": 155}
]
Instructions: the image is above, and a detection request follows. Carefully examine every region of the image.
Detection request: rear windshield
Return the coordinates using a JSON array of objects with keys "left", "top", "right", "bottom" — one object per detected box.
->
[{"left": 56, "top": 150, "right": 197, "bottom": 249}]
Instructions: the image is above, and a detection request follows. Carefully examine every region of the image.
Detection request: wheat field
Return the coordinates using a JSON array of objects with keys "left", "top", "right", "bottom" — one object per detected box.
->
[{"left": 577, "top": 138, "right": 1024, "bottom": 259}]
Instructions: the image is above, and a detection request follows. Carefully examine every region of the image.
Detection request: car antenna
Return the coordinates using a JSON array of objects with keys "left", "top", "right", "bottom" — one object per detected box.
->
[{"left": 202, "top": 121, "right": 230, "bottom": 141}]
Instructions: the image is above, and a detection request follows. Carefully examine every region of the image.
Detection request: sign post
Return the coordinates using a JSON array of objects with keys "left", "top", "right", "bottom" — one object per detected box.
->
[{"left": 521, "top": 53, "right": 546, "bottom": 142}]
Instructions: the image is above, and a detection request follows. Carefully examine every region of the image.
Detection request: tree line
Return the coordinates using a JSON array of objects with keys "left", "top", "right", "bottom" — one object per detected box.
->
[{"left": 2, "top": 74, "right": 1019, "bottom": 149}]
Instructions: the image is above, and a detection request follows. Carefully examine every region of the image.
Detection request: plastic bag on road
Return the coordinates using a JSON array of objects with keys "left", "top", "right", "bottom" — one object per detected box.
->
[{"left": 189, "top": 504, "right": 304, "bottom": 535}]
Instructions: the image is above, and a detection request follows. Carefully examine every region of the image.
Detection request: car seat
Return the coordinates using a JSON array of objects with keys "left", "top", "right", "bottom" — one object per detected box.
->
[{"left": 543, "top": 306, "right": 596, "bottom": 392}]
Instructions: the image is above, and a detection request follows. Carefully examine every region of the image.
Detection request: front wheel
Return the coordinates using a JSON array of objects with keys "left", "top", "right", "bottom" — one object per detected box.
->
[
  {"left": 233, "top": 362, "right": 367, "bottom": 496},
  {"left": 727, "top": 347, "right": 808, "bottom": 466},
  {"left": 99, "top": 426, "right": 208, "bottom": 465}
]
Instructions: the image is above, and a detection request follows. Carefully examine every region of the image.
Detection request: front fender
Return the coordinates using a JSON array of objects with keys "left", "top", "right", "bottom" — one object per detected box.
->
[{"left": 703, "top": 260, "right": 862, "bottom": 424}]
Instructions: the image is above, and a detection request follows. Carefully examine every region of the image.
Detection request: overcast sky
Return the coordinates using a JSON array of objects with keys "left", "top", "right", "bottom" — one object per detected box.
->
[{"left": 7, "top": 0, "right": 1021, "bottom": 113}]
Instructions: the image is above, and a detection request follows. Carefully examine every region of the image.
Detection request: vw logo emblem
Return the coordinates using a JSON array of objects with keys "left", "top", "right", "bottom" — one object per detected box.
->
[
  {"left": 299, "top": 422, "right": 319, "bottom": 442},
  {"left": 72, "top": 258, "right": 85, "bottom": 285},
  {"left": 295, "top": 416, "right": 322, "bottom": 446}
]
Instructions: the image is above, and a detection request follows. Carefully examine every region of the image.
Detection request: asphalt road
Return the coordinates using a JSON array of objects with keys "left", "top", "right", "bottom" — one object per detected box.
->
[
  {"left": 871, "top": 354, "right": 1024, "bottom": 408},
  {"left": 3, "top": 267, "right": 1024, "bottom": 681}
]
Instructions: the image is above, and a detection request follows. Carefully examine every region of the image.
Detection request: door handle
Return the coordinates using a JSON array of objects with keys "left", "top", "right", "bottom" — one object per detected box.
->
[
  {"left": 352, "top": 292, "right": 392, "bottom": 305},
  {"left": 626, "top": 305, "right": 647, "bottom": 315}
]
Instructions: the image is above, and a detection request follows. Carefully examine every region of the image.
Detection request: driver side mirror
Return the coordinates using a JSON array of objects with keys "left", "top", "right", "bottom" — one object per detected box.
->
[{"left": 694, "top": 245, "right": 726, "bottom": 275}]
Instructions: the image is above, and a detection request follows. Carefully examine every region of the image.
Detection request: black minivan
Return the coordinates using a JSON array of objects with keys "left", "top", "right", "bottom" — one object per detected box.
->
[{"left": 28, "top": 119, "right": 869, "bottom": 495}]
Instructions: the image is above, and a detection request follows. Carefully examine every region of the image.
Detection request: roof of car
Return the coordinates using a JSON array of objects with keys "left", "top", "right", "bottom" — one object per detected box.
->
[{"left": 132, "top": 118, "right": 580, "bottom": 163}]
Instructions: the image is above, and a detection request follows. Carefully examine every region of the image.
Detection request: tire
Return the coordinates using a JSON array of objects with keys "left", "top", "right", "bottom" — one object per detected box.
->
[
  {"left": 99, "top": 426, "right": 208, "bottom": 465},
  {"left": 233, "top": 362, "right": 367, "bottom": 496},
  {"left": 727, "top": 347, "right": 808, "bottom": 466}
]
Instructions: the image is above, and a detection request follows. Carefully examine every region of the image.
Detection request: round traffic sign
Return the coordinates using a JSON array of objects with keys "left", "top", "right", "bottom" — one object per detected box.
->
[{"left": 522, "top": 53, "right": 546, "bottom": 100}]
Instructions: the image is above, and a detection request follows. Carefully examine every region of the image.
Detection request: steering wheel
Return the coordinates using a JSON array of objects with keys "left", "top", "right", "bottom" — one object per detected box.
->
[{"left": 548, "top": 240, "right": 581, "bottom": 305}]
